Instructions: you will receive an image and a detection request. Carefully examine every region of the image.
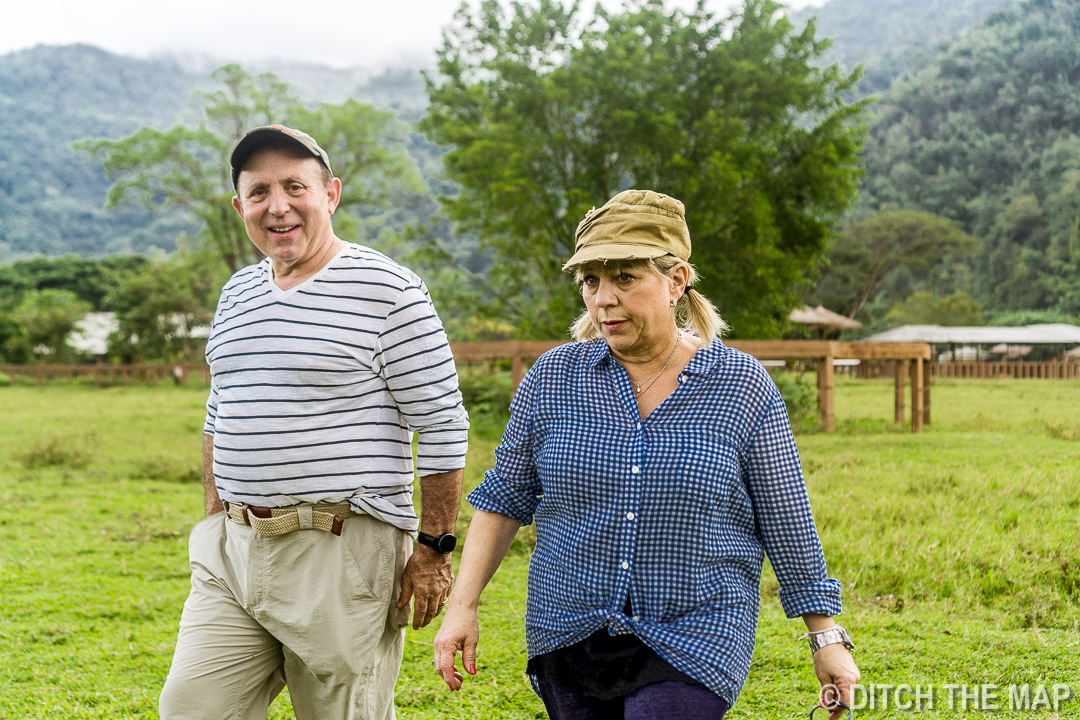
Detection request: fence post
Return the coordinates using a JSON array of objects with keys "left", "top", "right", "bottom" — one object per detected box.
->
[
  {"left": 923, "top": 364, "right": 932, "bottom": 426},
  {"left": 894, "top": 361, "right": 906, "bottom": 424},
  {"left": 817, "top": 354, "right": 835, "bottom": 432},
  {"left": 911, "top": 358, "right": 924, "bottom": 433},
  {"left": 511, "top": 355, "right": 525, "bottom": 396}
]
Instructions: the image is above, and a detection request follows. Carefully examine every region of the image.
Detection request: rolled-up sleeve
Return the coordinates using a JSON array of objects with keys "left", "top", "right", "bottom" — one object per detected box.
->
[
  {"left": 375, "top": 283, "right": 469, "bottom": 476},
  {"left": 745, "top": 394, "right": 842, "bottom": 618},
  {"left": 466, "top": 367, "right": 543, "bottom": 525}
]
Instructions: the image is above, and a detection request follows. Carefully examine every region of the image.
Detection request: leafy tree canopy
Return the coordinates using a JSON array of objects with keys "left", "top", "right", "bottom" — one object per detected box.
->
[
  {"left": 5, "top": 289, "right": 91, "bottom": 363},
  {"left": 422, "top": 0, "right": 867, "bottom": 338},
  {"left": 886, "top": 290, "right": 984, "bottom": 327},
  {"left": 77, "top": 65, "right": 425, "bottom": 273},
  {"left": 106, "top": 248, "right": 226, "bottom": 363},
  {"left": 813, "top": 210, "right": 978, "bottom": 320},
  {"left": 0, "top": 255, "right": 149, "bottom": 310}
]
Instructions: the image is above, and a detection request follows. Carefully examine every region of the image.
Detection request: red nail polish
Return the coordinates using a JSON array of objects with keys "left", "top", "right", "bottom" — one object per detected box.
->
[{"left": 469, "top": 665, "right": 476, "bottom": 674}]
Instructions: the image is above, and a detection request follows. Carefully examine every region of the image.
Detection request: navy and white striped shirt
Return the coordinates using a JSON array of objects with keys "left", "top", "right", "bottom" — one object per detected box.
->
[
  {"left": 204, "top": 243, "right": 469, "bottom": 532},
  {"left": 467, "top": 338, "right": 841, "bottom": 705}
]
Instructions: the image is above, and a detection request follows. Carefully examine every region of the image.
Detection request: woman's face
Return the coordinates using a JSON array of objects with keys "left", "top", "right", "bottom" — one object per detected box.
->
[{"left": 580, "top": 260, "right": 684, "bottom": 358}]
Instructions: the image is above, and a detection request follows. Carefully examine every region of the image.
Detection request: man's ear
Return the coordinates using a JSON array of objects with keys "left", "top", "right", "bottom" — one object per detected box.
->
[
  {"left": 232, "top": 195, "right": 244, "bottom": 220},
  {"left": 327, "top": 177, "right": 342, "bottom": 215}
]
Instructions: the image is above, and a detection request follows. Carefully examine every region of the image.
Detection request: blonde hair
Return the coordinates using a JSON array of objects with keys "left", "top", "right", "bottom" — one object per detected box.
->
[{"left": 569, "top": 256, "right": 728, "bottom": 347}]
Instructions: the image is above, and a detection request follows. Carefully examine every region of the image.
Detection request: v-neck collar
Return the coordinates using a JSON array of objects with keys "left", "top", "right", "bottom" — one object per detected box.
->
[{"left": 264, "top": 243, "right": 350, "bottom": 298}]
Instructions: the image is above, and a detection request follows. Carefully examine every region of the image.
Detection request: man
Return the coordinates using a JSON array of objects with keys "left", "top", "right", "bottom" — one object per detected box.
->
[{"left": 159, "top": 125, "right": 468, "bottom": 720}]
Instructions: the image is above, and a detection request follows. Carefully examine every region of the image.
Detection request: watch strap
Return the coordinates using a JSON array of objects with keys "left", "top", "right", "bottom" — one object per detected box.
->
[{"left": 417, "top": 531, "right": 457, "bottom": 554}]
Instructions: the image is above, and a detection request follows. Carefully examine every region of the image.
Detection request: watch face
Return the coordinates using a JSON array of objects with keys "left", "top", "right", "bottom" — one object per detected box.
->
[{"left": 437, "top": 534, "right": 457, "bottom": 553}]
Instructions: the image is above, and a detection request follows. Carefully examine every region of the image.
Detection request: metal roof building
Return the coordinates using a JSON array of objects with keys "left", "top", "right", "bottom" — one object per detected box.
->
[{"left": 864, "top": 324, "right": 1080, "bottom": 345}]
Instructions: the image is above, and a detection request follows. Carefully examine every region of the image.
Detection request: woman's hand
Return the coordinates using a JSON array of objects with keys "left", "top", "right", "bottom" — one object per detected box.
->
[
  {"left": 813, "top": 644, "right": 860, "bottom": 720},
  {"left": 432, "top": 603, "right": 480, "bottom": 690}
]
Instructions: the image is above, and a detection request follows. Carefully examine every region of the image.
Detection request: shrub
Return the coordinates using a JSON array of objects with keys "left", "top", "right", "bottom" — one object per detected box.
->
[
  {"left": 772, "top": 372, "right": 818, "bottom": 432},
  {"left": 457, "top": 365, "right": 514, "bottom": 419},
  {"left": 18, "top": 434, "right": 97, "bottom": 469},
  {"left": 1044, "top": 419, "right": 1080, "bottom": 442},
  {"left": 134, "top": 456, "right": 201, "bottom": 483}
]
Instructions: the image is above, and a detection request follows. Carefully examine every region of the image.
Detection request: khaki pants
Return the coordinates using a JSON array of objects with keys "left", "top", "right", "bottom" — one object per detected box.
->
[{"left": 159, "top": 511, "right": 411, "bottom": 720}]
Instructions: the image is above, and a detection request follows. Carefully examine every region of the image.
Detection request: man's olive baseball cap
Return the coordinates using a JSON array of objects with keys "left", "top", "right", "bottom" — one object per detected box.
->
[
  {"left": 562, "top": 189, "right": 691, "bottom": 272},
  {"left": 229, "top": 125, "right": 334, "bottom": 190}
]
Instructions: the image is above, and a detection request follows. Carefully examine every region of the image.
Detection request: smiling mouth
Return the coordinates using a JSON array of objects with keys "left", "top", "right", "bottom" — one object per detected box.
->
[{"left": 268, "top": 225, "right": 299, "bottom": 235}]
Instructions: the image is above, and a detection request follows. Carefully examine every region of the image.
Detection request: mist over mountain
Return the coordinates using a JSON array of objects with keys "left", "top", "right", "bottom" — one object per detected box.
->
[{"left": 793, "top": 0, "right": 1008, "bottom": 95}]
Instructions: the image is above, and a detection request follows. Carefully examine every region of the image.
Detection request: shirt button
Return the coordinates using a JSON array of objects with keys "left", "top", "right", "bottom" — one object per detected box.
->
[
  {"left": 636, "top": 422, "right": 642, "bottom": 430},
  {"left": 631, "top": 466, "right": 640, "bottom": 474},
  {"left": 621, "top": 561, "right": 629, "bottom": 570},
  {"left": 633, "top": 615, "right": 640, "bottom": 622},
  {"left": 679, "top": 374, "right": 687, "bottom": 382},
  {"left": 626, "top": 512, "right": 635, "bottom": 520}
]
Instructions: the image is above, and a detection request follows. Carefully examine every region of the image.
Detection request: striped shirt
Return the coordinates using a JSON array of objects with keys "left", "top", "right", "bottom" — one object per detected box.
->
[
  {"left": 203, "top": 243, "right": 469, "bottom": 532},
  {"left": 467, "top": 338, "right": 841, "bottom": 705}
]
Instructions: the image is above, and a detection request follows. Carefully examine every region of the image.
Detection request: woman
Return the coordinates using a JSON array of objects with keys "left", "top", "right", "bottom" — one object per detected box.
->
[{"left": 433, "top": 190, "right": 859, "bottom": 719}]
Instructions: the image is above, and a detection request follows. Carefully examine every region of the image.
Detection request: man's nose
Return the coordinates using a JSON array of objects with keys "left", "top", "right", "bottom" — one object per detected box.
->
[{"left": 268, "top": 188, "right": 290, "bottom": 215}]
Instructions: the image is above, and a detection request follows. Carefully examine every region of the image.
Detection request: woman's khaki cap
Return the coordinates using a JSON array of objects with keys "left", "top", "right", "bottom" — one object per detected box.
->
[{"left": 562, "top": 189, "right": 691, "bottom": 272}]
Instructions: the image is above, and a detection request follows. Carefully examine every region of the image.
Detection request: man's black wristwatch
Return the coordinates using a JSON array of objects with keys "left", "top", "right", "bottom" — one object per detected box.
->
[{"left": 417, "top": 531, "right": 457, "bottom": 554}]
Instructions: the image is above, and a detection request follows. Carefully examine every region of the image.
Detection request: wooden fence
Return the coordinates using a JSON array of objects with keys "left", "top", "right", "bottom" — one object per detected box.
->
[
  {"left": 726, "top": 340, "right": 932, "bottom": 433},
  {"left": 451, "top": 340, "right": 934, "bottom": 433},
  {"left": 932, "top": 361, "right": 1079, "bottom": 379},
  {"left": 0, "top": 363, "right": 211, "bottom": 386},
  {"left": 857, "top": 360, "right": 1080, "bottom": 380},
  {"left": 0, "top": 340, "right": 949, "bottom": 433}
]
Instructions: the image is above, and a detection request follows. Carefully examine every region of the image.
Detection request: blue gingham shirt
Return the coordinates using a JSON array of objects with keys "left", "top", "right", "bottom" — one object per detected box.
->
[{"left": 467, "top": 338, "right": 842, "bottom": 705}]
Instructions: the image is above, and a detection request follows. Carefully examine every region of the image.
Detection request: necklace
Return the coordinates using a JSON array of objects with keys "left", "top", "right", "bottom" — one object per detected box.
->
[{"left": 631, "top": 333, "right": 680, "bottom": 396}]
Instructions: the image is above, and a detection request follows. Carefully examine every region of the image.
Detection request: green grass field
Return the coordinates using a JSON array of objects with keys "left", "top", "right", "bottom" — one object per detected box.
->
[{"left": 1, "top": 376, "right": 1078, "bottom": 719}]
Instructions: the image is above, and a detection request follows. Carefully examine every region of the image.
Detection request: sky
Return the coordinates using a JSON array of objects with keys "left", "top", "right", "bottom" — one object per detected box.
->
[{"left": 4, "top": 0, "right": 828, "bottom": 70}]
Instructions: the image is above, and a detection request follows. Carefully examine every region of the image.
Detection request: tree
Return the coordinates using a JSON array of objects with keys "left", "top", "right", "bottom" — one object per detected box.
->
[
  {"left": 0, "top": 255, "right": 149, "bottom": 310},
  {"left": 422, "top": 0, "right": 867, "bottom": 338},
  {"left": 886, "top": 291, "right": 984, "bottom": 326},
  {"left": 106, "top": 247, "right": 226, "bottom": 363},
  {"left": 6, "top": 289, "right": 91, "bottom": 363},
  {"left": 77, "top": 65, "right": 423, "bottom": 273},
  {"left": 815, "top": 210, "right": 978, "bottom": 319}
]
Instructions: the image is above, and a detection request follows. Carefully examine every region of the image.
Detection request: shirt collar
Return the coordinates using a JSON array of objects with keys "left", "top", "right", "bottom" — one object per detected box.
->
[
  {"left": 584, "top": 334, "right": 729, "bottom": 374},
  {"left": 586, "top": 338, "right": 611, "bottom": 369},
  {"left": 683, "top": 337, "right": 727, "bottom": 376}
]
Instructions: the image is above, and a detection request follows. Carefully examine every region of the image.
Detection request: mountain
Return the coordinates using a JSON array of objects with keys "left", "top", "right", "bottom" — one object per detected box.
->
[
  {"left": 857, "top": 0, "right": 1080, "bottom": 319},
  {"left": 792, "top": 0, "right": 1008, "bottom": 95},
  {"left": 0, "top": 45, "right": 204, "bottom": 261},
  {"left": 0, "top": 44, "right": 430, "bottom": 263}
]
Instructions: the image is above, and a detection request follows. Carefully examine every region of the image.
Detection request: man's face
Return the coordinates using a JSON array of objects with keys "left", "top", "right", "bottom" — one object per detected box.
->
[{"left": 231, "top": 147, "right": 342, "bottom": 270}]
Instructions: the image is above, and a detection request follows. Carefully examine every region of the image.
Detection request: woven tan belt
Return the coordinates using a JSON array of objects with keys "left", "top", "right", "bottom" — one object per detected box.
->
[{"left": 226, "top": 502, "right": 355, "bottom": 537}]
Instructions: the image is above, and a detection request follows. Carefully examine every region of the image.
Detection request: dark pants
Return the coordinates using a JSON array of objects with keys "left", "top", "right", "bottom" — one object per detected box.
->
[{"left": 535, "top": 677, "right": 731, "bottom": 720}]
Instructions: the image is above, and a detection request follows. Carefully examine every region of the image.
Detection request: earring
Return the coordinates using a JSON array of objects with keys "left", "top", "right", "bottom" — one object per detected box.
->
[{"left": 670, "top": 299, "right": 676, "bottom": 307}]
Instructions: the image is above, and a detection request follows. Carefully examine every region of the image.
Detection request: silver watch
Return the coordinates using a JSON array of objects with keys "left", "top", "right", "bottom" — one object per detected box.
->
[{"left": 807, "top": 626, "right": 855, "bottom": 655}]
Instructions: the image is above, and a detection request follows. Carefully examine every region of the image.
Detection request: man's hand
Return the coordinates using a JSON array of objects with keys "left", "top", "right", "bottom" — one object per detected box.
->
[
  {"left": 814, "top": 644, "right": 860, "bottom": 720},
  {"left": 396, "top": 545, "right": 453, "bottom": 629}
]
